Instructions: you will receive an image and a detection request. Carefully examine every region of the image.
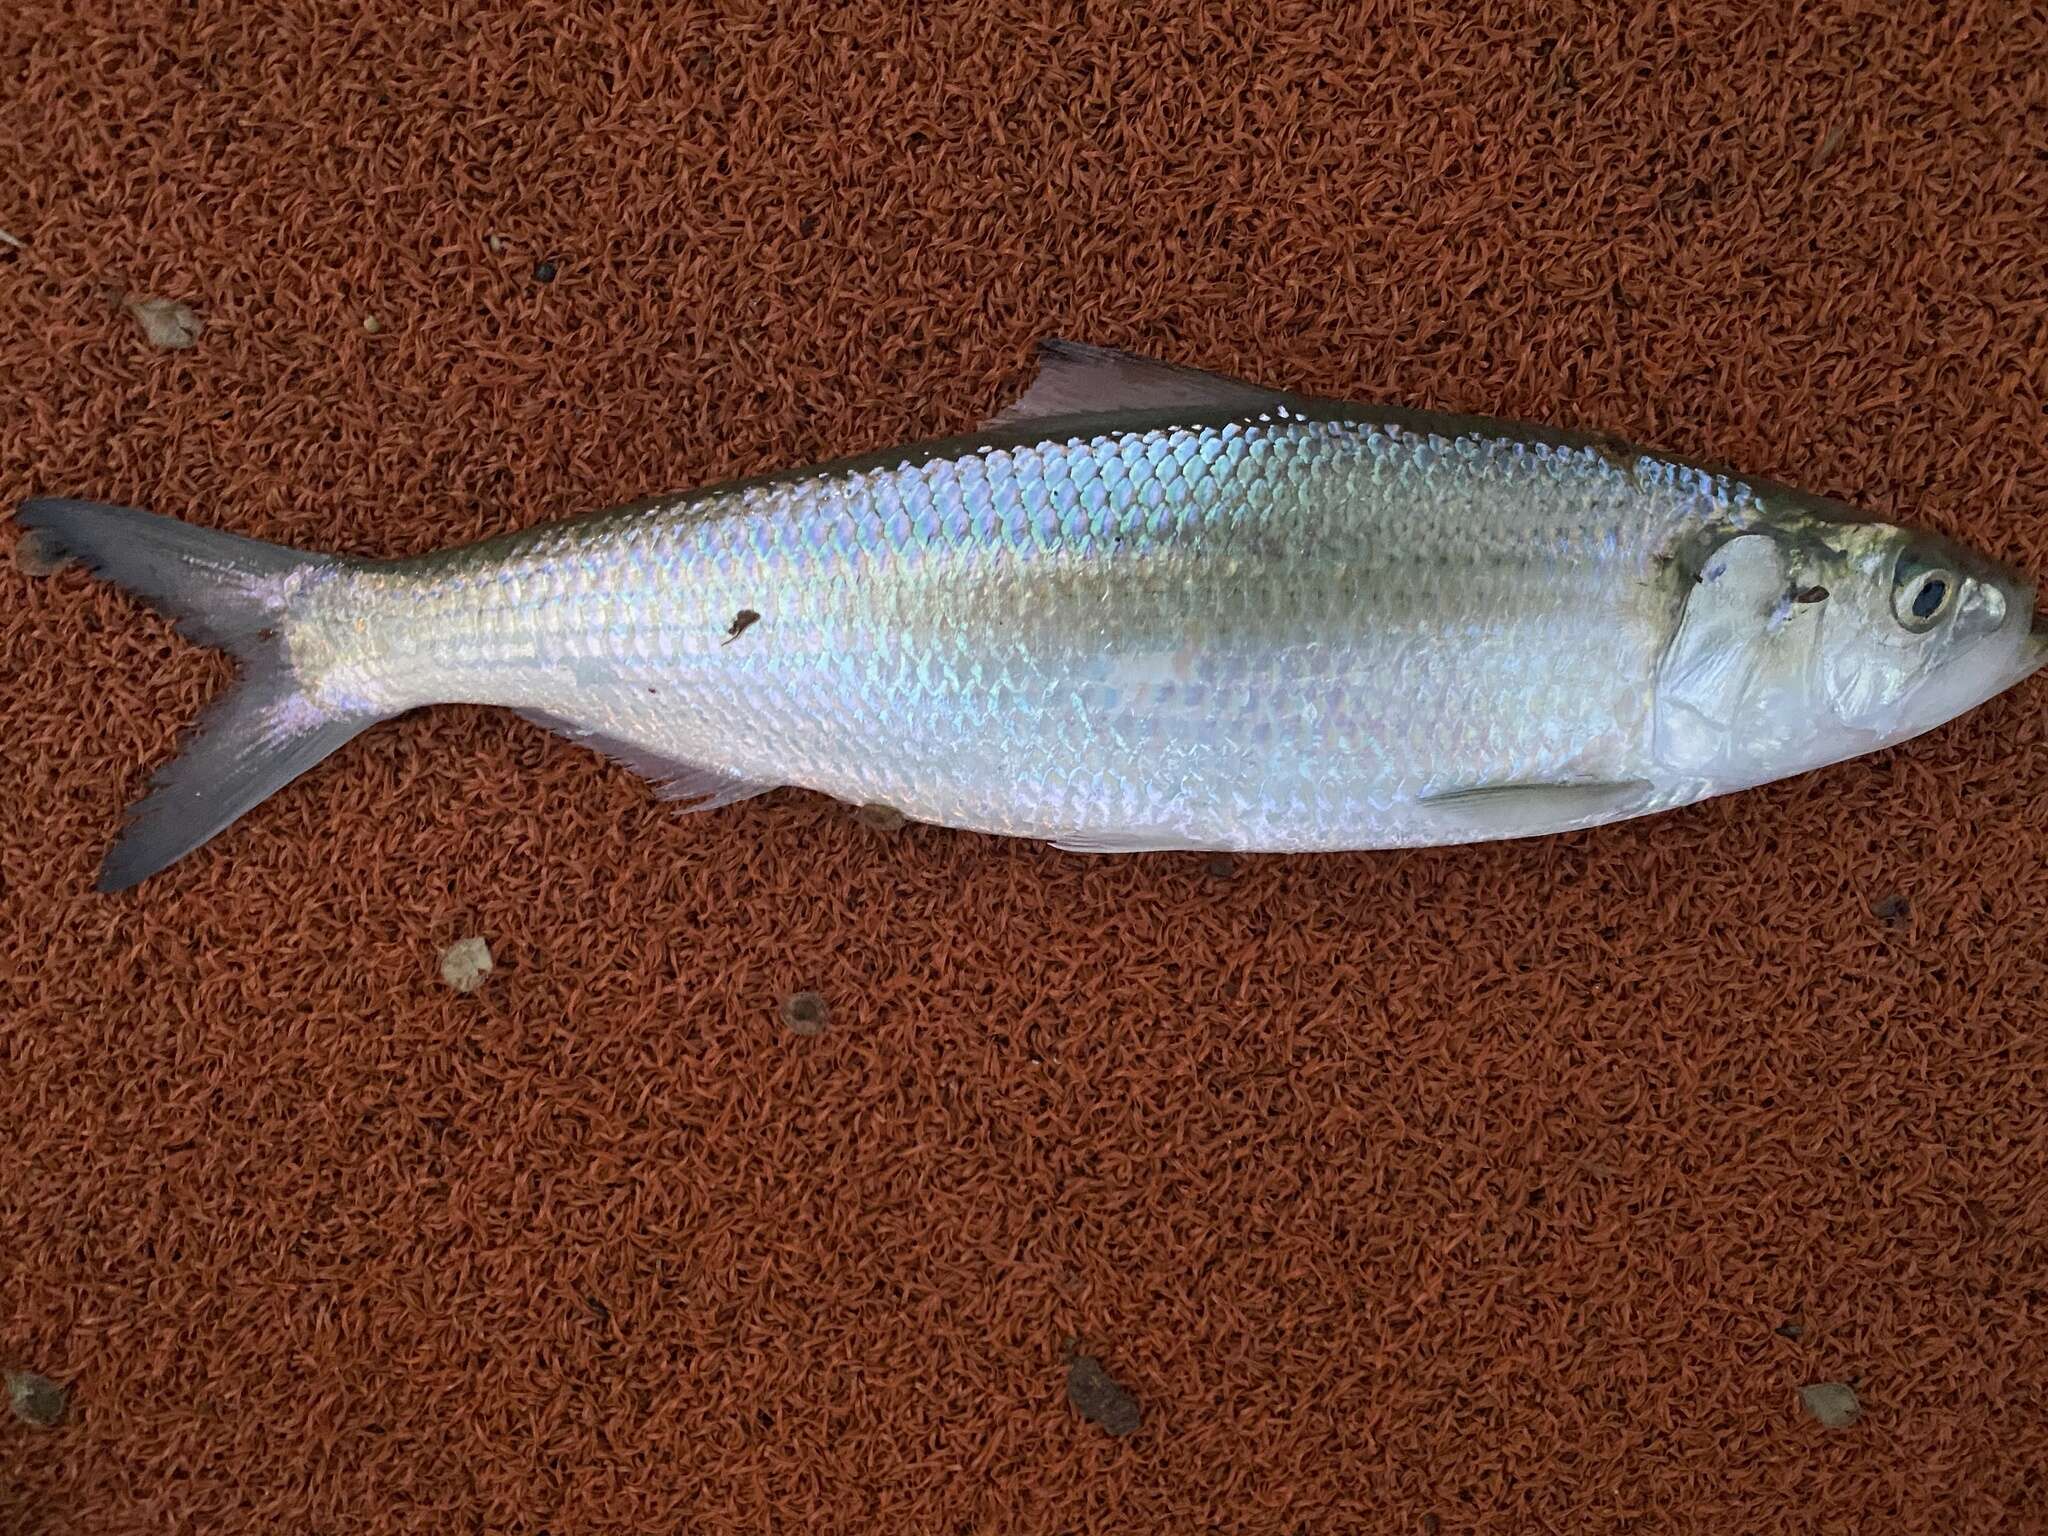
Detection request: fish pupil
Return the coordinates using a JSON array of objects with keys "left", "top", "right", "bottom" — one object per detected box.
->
[{"left": 1912, "top": 578, "right": 1947, "bottom": 620}]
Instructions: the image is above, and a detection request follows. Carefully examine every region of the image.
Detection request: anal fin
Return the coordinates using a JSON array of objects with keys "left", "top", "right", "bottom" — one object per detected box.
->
[{"left": 516, "top": 711, "right": 776, "bottom": 811}]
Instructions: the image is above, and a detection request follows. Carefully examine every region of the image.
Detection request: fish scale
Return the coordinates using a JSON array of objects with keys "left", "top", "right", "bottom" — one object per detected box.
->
[
  {"left": 22, "top": 340, "right": 2040, "bottom": 888},
  {"left": 301, "top": 409, "right": 1677, "bottom": 849}
]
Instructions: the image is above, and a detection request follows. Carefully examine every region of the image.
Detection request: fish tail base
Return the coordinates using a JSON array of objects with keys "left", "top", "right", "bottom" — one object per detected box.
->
[{"left": 18, "top": 497, "right": 384, "bottom": 890}]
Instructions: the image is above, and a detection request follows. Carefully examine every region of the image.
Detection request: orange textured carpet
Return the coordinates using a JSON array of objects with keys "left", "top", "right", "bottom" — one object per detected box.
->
[{"left": 4, "top": 3, "right": 2046, "bottom": 1531}]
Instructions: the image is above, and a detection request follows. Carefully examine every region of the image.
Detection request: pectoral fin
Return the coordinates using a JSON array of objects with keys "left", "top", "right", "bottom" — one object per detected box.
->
[
  {"left": 1417, "top": 779, "right": 1654, "bottom": 834},
  {"left": 1050, "top": 827, "right": 1217, "bottom": 854}
]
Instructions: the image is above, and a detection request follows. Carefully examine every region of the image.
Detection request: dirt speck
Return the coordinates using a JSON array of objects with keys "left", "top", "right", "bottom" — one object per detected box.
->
[
  {"left": 14, "top": 528, "right": 72, "bottom": 576},
  {"left": 1205, "top": 852, "right": 1236, "bottom": 880},
  {"left": 439, "top": 936, "right": 493, "bottom": 993},
  {"left": 854, "top": 802, "right": 907, "bottom": 833},
  {"left": 1792, "top": 585, "right": 1829, "bottom": 604},
  {"left": 7, "top": 1370, "right": 66, "bottom": 1427},
  {"left": 724, "top": 608, "right": 761, "bottom": 644},
  {"left": 1421, "top": 1517, "right": 1441, "bottom": 1536},
  {"left": 533, "top": 258, "right": 558, "bottom": 283},
  {"left": 1064, "top": 1347, "right": 1140, "bottom": 1436},
  {"left": 1871, "top": 893, "right": 1910, "bottom": 923},
  {"left": 1775, "top": 1317, "right": 1805, "bottom": 1340},
  {"left": 782, "top": 991, "right": 829, "bottom": 1036},
  {"left": 1799, "top": 1381, "right": 1860, "bottom": 1428},
  {"left": 125, "top": 296, "right": 202, "bottom": 349}
]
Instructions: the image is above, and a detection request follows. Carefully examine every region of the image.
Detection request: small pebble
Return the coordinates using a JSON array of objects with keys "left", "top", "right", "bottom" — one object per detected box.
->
[
  {"left": 1871, "top": 893, "right": 1910, "bottom": 923},
  {"left": 1800, "top": 1381, "right": 1861, "bottom": 1428},
  {"left": 439, "top": 936, "right": 493, "bottom": 993},
  {"left": 7, "top": 1371, "right": 66, "bottom": 1427},
  {"left": 362, "top": 313, "right": 382, "bottom": 335},
  {"left": 126, "top": 296, "right": 202, "bottom": 349},
  {"left": 486, "top": 233, "right": 504, "bottom": 254},
  {"left": 1065, "top": 1350, "right": 1140, "bottom": 1436},
  {"left": 1205, "top": 852, "right": 1236, "bottom": 879},
  {"left": 854, "top": 802, "right": 907, "bottom": 833},
  {"left": 533, "top": 258, "right": 558, "bottom": 283},
  {"left": 781, "top": 991, "right": 829, "bottom": 1036}
]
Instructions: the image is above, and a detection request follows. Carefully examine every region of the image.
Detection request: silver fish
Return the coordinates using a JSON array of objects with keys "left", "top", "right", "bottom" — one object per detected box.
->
[{"left": 20, "top": 341, "right": 2046, "bottom": 890}]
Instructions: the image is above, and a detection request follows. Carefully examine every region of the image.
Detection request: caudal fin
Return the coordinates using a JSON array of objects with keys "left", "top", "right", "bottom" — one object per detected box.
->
[{"left": 18, "top": 497, "right": 382, "bottom": 892}]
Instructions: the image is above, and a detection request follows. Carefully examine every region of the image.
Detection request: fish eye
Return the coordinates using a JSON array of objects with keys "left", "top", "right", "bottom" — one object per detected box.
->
[{"left": 1892, "top": 553, "right": 1957, "bottom": 632}]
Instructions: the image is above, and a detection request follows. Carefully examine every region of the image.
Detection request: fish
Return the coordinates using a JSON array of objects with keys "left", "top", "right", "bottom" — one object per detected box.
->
[{"left": 18, "top": 339, "right": 2046, "bottom": 891}]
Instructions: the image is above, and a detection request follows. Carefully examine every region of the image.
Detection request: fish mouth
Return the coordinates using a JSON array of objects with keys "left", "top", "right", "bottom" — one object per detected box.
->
[{"left": 2021, "top": 597, "right": 2048, "bottom": 678}]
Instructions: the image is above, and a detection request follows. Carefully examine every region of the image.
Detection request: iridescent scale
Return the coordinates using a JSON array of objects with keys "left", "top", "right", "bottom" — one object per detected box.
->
[{"left": 292, "top": 412, "right": 1749, "bottom": 850}]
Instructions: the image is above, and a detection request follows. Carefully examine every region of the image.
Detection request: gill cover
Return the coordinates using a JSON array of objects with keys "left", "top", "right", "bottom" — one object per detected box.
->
[{"left": 1653, "top": 530, "right": 1827, "bottom": 779}]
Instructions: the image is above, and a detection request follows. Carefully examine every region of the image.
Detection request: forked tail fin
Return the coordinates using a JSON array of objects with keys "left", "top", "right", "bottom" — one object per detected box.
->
[{"left": 17, "top": 497, "right": 385, "bottom": 891}]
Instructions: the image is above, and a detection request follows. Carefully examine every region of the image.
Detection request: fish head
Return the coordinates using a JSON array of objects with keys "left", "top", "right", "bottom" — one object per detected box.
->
[
  {"left": 1653, "top": 514, "right": 2043, "bottom": 786},
  {"left": 1805, "top": 520, "right": 2042, "bottom": 742}
]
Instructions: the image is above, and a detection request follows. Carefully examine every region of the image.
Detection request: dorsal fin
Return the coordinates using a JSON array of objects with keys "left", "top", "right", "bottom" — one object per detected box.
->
[{"left": 982, "top": 340, "right": 1300, "bottom": 429}]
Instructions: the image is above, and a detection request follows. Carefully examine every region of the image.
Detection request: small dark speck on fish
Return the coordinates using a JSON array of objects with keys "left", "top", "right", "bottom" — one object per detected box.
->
[
  {"left": 725, "top": 609, "right": 760, "bottom": 644},
  {"left": 1589, "top": 438, "right": 1635, "bottom": 474}
]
